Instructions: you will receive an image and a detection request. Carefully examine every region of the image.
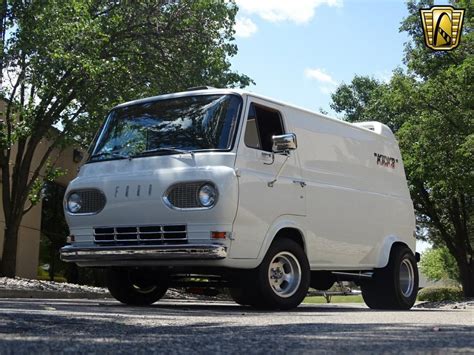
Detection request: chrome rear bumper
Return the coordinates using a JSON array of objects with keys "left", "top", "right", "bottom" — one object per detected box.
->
[{"left": 60, "top": 244, "right": 227, "bottom": 266}]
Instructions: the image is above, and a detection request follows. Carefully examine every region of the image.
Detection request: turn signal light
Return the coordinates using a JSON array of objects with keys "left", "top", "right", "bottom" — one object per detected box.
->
[{"left": 211, "top": 231, "right": 227, "bottom": 239}]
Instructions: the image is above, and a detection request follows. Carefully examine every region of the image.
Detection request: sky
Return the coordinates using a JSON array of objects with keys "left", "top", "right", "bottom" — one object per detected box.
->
[
  {"left": 230, "top": 0, "right": 411, "bottom": 116},
  {"left": 230, "top": 0, "right": 433, "bottom": 253}
]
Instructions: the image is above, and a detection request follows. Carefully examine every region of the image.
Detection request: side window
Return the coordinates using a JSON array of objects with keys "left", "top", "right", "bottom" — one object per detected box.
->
[{"left": 244, "top": 103, "right": 284, "bottom": 152}]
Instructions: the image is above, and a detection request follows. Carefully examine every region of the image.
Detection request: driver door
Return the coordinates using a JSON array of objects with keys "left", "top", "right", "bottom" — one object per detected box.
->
[{"left": 230, "top": 98, "right": 306, "bottom": 259}]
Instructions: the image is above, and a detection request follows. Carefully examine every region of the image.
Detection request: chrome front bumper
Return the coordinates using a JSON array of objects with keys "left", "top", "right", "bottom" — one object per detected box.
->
[{"left": 60, "top": 244, "right": 227, "bottom": 266}]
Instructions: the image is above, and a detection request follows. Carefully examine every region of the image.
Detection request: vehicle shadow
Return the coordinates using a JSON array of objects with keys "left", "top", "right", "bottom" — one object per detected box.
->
[
  {"left": 0, "top": 297, "right": 445, "bottom": 315},
  {"left": 98, "top": 300, "right": 446, "bottom": 314}
]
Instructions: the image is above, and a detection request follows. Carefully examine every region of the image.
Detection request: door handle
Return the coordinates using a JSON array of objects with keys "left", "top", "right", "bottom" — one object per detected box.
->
[
  {"left": 261, "top": 151, "right": 275, "bottom": 165},
  {"left": 293, "top": 180, "right": 306, "bottom": 188}
]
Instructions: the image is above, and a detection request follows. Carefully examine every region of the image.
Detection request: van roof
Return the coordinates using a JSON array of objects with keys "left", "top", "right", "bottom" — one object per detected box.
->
[{"left": 113, "top": 88, "right": 395, "bottom": 140}]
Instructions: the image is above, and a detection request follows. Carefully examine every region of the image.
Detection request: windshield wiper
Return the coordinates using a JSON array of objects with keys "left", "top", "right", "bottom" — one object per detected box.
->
[
  {"left": 89, "top": 150, "right": 130, "bottom": 160},
  {"left": 131, "top": 147, "right": 195, "bottom": 158}
]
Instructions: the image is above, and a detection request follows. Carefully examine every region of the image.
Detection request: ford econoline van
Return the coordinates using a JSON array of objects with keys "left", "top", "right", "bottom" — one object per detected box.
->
[{"left": 60, "top": 88, "right": 419, "bottom": 310}]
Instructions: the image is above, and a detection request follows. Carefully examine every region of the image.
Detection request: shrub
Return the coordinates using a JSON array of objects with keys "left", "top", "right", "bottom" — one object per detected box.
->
[{"left": 418, "top": 287, "right": 464, "bottom": 302}]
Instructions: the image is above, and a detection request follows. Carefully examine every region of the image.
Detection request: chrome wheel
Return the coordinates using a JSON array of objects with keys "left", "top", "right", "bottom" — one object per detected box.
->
[
  {"left": 128, "top": 270, "right": 158, "bottom": 294},
  {"left": 268, "top": 251, "right": 302, "bottom": 298},
  {"left": 132, "top": 284, "right": 158, "bottom": 294},
  {"left": 399, "top": 258, "right": 415, "bottom": 297}
]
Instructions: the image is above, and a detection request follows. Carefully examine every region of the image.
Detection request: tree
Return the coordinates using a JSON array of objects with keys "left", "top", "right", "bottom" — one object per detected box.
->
[
  {"left": 420, "top": 247, "right": 460, "bottom": 283},
  {"left": 0, "top": 0, "right": 252, "bottom": 277},
  {"left": 330, "top": 0, "right": 473, "bottom": 296},
  {"left": 329, "top": 76, "right": 380, "bottom": 122}
]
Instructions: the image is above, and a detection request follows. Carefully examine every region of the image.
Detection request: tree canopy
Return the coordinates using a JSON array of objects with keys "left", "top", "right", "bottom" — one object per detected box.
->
[
  {"left": 420, "top": 247, "right": 460, "bottom": 283},
  {"left": 330, "top": 0, "right": 473, "bottom": 296}
]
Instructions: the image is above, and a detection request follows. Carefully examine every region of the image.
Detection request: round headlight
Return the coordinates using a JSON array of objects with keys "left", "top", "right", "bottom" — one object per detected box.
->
[
  {"left": 198, "top": 184, "right": 217, "bottom": 208},
  {"left": 67, "top": 193, "right": 83, "bottom": 213}
]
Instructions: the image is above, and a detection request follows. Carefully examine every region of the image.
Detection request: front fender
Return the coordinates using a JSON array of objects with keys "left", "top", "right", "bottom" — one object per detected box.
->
[{"left": 255, "top": 216, "right": 306, "bottom": 265}]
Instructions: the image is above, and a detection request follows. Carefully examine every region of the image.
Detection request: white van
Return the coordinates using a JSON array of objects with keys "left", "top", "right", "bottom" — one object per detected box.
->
[{"left": 60, "top": 88, "right": 419, "bottom": 310}]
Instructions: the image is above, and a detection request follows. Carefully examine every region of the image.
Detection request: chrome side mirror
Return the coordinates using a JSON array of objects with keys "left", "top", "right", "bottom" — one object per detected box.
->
[{"left": 272, "top": 133, "right": 297, "bottom": 154}]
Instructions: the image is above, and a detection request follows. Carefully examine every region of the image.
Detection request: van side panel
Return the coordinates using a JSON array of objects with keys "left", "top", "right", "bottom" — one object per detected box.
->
[{"left": 287, "top": 108, "right": 415, "bottom": 269}]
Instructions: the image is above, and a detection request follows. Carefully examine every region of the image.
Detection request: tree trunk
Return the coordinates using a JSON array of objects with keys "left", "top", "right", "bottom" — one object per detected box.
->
[
  {"left": 49, "top": 245, "right": 55, "bottom": 282},
  {"left": 0, "top": 224, "right": 20, "bottom": 277},
  {"left": 458, "top": 258, "right": 474, "bottom": 298}
]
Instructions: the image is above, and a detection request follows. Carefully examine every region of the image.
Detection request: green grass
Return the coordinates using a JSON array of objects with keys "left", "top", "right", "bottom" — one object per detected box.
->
[{"left": 304, "top": 295, "right": 364, "bottom": 304}]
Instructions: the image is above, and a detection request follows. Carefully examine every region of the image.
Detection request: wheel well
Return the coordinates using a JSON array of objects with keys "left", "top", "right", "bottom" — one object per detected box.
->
[
  {"left": 391, "top": 241, "right": 409, "bottom": 254},
  {"left": 385, "top": 241, "right": 411, "bottom": 265},
  {"left": 273, "top": 228, "right": 305, "bottom": 252}
]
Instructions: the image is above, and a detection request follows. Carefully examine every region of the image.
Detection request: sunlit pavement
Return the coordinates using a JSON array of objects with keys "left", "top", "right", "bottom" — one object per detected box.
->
[{"left": 0, "top": 298, "right": 472, "bottom": 353}]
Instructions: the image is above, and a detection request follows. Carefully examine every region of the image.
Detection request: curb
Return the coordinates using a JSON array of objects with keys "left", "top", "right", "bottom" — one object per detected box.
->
[{"left": 0, "top": 289, "right": 112, "bottom": 299}]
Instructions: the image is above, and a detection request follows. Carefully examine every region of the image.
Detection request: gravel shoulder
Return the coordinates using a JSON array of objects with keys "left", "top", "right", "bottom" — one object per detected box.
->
[
  {"left": 0, "top": 277, "right": 226, "bottom": 301},
  {"left": 414, "top": 299, "right": 474, "bottom": 310},
  {"left": 0, "top": 277, "right": 109, "bottom": 299},
  {"left": 2, "top": 277, "right": 474, "bottom": 310}
]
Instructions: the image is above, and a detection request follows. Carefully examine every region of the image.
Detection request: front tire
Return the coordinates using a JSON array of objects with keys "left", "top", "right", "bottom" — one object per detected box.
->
[
  {"left": 361, "top": 245, "right": 419, "bottom": 310},
  {"left": 106, "top": 268, "right": 169, "bottom": 306},
  {"left": 252, "top": 238, "right": 310, "bottom": 310}
]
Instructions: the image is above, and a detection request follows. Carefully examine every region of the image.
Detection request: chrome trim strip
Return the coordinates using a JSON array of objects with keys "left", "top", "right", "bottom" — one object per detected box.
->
[{"left": 60, "top": 244, "right": 227, "bottom": 263}]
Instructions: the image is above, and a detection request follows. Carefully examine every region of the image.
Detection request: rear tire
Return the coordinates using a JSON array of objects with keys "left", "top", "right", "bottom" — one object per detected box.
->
[
  {"left": 106, "top": 268, "right": 169, "bottom": 306},
  {"left": 361, "top": 245, "right": 419, "bottom": 310}
]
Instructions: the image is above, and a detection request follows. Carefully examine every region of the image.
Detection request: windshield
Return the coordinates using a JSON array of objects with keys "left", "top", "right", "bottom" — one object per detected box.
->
[{"left": 89, "top": 94, "right": 242, "bottom": 162}]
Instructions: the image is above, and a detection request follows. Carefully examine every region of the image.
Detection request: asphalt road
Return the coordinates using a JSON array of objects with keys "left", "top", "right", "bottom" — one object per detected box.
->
[{"left": 0, "top": 298, "right": 472, "bottom": 354}]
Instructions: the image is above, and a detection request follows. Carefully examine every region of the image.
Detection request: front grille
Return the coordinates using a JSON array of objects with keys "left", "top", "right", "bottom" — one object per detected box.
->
[
  {"left": 68, "top": 189, "right": 106, "bottom": 214},
  {"left": 94, "top": 225, "right": 187, "bottom": 245},
  {"left": 165, "top": 182, "right": 202, "bottom": 208}
]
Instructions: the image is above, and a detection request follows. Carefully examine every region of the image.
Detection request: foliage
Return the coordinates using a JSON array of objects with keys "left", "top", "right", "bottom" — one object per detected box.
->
[
  {"left": 418, "top": 287, "right": 464, "bottom": 302},
  {"left": 37, "top": 266, "right": 67, "bottom": 283},
  {"left": 329, "top": 76, "right": 380, "bottom": 122},
  {"left": 420, "top": 247, "right": 460, "bottom": 283},
  {"left": 0, "top": 0, "right": 252, "bottom": 276},
  {"left": 28, "top": 162, "right": 66, "bottom": 207},
  {"left": 329, "top": 0, "right": 474, "bottom": 296}
]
